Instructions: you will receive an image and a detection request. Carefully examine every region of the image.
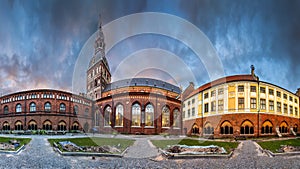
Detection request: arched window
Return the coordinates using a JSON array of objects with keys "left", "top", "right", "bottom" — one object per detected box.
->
[
  {"left": 44, "top": 102, "right": 51, "bottom": 112},
  {"left": 59, "top": 103, "right": 66, "bottom": 112},
  {"left": 162, "top": 106, "right": 170, "bottom": 127},
  {"left": 57, "top": 121, "right": 67, "bottom": 131},
  {"left": 293, "top": 124, "right": 298, "bottom": 133},
  {"left": 4, "top": 106, "right": 9, "bottom": 114},
  {"left": 145, "top": 104, "right": 154, "bottom": 127},
  {"left": 16, "top": 104, "right": 22, "bottom": 113},
  {"left": 28, "top": 120, "right": 37, "bottom": 130},
  {"left": 132, "top": 103, "right": 141, "bottom": 127},
  {"left": 279, "top": 121, "right": 288, "bottom": 133},
  {"left": 73, "top": 105, "right": 78, "bottom": 115},
  {"left": 71, "top": 122, "right": 79, "bottom": 130},
  {"left": 261, "top": 120, "right": 273, "bottom": 134},
  {"left": 85, "top": 108, "right": 89, "bottom": 117},
  {"left": 95, "top": 109, "right": 100, "bottom": 126},
  {"left": 30, "top": 102, "right": 36, "bottom": 112},
  {"left": 204, "top": 122, "right": 214, "bottom": 135},
  {"left": 173, "top": 109, "right": 180, "bottom": 128},
  {"left": 43, "top": 120, "right": 52, "bottom": 130},
  {"left": 240, "top": 120, "right": 254, "bottom": 135},
  {"left": 104, "top": 106, "right": 112, "bottom": 127},
  {"left": 15, "top": 121, "right": 23, "bottom": 131},
  {"left": 115, "top": 104, "right": 124, "bottom": 126},
  {"left": 3, "top": 122, "right": 10, "bottom": 130},
  {"left": 220, "top": 121, "right": 233, "bottom": 134},
  {"left": 191, "top": 123, "right": 199, "bottom": 134}
]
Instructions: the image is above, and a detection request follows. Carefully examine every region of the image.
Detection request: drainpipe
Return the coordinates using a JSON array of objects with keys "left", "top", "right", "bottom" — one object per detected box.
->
[
  {"left": 257, "top": 77, "right": 260, "bottom": 137},
  {"left": 201, "top": 92, "right": 204, "bottom": 137}
]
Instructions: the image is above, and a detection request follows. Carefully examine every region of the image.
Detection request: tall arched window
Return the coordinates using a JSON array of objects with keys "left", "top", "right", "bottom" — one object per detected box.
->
[
  {"left": 72, "top": 122, "right": 79, "bottom": 130},
  {"left": 279, "top": 121, "right": 288, "bottom": 133},
  {"left": 57, "top": 121, "right": 67, "bottom": 131},
  {"left": 4, "top": 106, "right": 9, "bottom": 114},
  {"left": 173, "top": 109, "right": 180, "bottom": 128},
  {"left": 204, "top": 122, "right": 214, "bottom": 134},
  {"left": 43, "top": 120, "right": 52, "bottom": 130},
  {"left": 220, "top": 121, "right": 233, "bottom": 135},
  {"left": 132, "top": 103, "right": 141, "bottom": 127},
  {"left": 104, "top": 106, "right": 112, "bottom": 127},
  {"left": 240, "top": 120, "right": 254, "bottom": 134},
  {"left": 115, "top": 104, "right": 124, "bottom": 126},
  {"left": 44, "top": 102, "right": 51, "bottom": 112},
  {"left": 261, "top": 120, "right": 273, "bottom": 134},
  {"left": 16, "top": 104, "right": 22, "bottom": 113},
  {"left": 73, "top": 105, "right": 78, "bottom": 115},
  {"left": 162, "top": 106, "right": 170, "bottom": 127},
  {"left": 145, "top": 104, "right": 154, "bottom": 127},
  {"left": 30, "top": 102, "right": 36, "bottom": 112},
  {"left": 28, "top": 120, "right": 37, "bottom": 130},
  {"left": 15, "top": 121, "right": 23, "bottom": 130},
  {"left": 60, "top": 103, "right": 66, "bottom": 112},
  {"left": 3, "top": 122, "right": 10, "bottom": 130}
]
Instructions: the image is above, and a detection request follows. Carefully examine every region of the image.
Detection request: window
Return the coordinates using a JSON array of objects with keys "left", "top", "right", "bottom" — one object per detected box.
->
[
  {"left": 43, "top": 120, "right": 52, "bottom": 130},
  {"left": 250, "top": 86, "right": 256, "bottom": 92},
  {"left": 14, "top": 121, "right": 23, "bottom": 131},
  {"left": 283, "top": 104, "right": 287, "bottom": 114},
  {"left": 187, "top": 109, "right": 190, "bottom": 117},
  {"left": 283, "top": 94, "right": 287, "bottom": 99},
  {"left": 192, "top": 107, "right": 195, "bottom": 116},
  {"left": 204, "top": 93, "right": 208, "bottom": 99},
  {"left": 250, "top": 98, "right": 257, "bottom": 109},
  {"left": 289, "top": 96, "right": 293, "bottom": 102},
  {"left": 238, "top": 85, "right": 244, "bottom": 92},
  {"left": 145, "top": 104, "right": 153, "bottom": 127},
  {"left": 30, "top": 102, "right": 36, "bottom": 112},
  {"left": 269, "top": 89, "right": 274, "bottom": 95},
  {"left": 240, "top": 121, "right": 254, "bottom": 134},
  {"left": 73, "top": 105, "right": 78, "bottom": 115},
  {"left": 4, "top": 106, "right": 9, "bottom": 114},
  {"left": 211, "top": 101, "right": 216, "bottom": 111},
  {"left": 295, "top": 107, "right": 298, "bottom": 116},
  {"left": 3, "top": 122, "right": 10, "bottom": 130},
  {"left": 260, "top": 87, "right": 266, "bottom": 93},
  {"left": 162, "top": 106, "right": 170, "bottom": 127},
  {"left": 28, "top": 121, "right": 37, "bottom": 130},
  {"left": 44, "top": 102, "right": 51, "bottom": 112},
  {"left": 260, "top": 99, "right": 266, "bottom": 110},
  {"left": 104, "top": 106, "right": 112, "bottom": 127},
  {"left": 183, "top": 104, "right": 185, "bottom": 108},
  {"left": 277, "top": 102, "right": 281, "bottom": 112},
  {"left": 218, "top": 88, "right": 224, "bottom": 95},
  {"left": 192, "top": 99, "right": 195, "bottom": 104},
  {"left": 71, "top": 122, "right": 79, "bottom": 130},
  {"left": 59, "top": 103, "right": 66, "bottom": 112},
  {"left": 276, "top": 91, "right": 281, "bottom": 97},
  {"left": 211, "top": 90, "right": 216, "bottom": 97},
  {"left": 218, "top": 100, "right": 224, "bottom": 111},
  {"left": 173, "top": 109, "right": 180, "bottom": 128},
  {"left": 220, "top": 121, "right": 233, "bottom": 135},
  {"left": 16, "top": 104, "right": 22, "bottom": 113},
  {"left": 269, "top": 100, "right": 274, "bottom": 111},
  {"left": 290, "top": 106, "right": 293, "bottom": 115},
  {"left": 295, "top": 99, "right": 298, "bottom": 104},
  {"left": 132, "top": 103, "right": 141, "bottom": 126},
  {"left": 261, "top": 121, "right": 273, "bottom": 134},
  {"left": 204, "top": 103, "right": 209, "bottom": 113},
  {"left": 188, "top": 101, "right": 190, "bottom": 106},
  {"left": 238, "top": 98, "right": 244, "bottom": 109},
  {"left": 57, "top": 121, "right": 67, "bottom": 131}
]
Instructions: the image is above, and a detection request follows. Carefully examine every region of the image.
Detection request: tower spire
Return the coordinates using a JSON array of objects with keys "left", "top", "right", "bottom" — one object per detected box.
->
[{"left": 98, "top": 14, "right": 102, "bottom": 29}]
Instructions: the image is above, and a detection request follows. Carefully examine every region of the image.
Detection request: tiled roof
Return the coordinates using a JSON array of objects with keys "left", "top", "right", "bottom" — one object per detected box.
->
[{"left": 103, "top": 78, "right": 181, "bottom": 93}]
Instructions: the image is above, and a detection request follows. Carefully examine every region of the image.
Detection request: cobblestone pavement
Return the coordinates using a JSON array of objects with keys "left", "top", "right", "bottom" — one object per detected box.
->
[
  {"left": 0, "top": 135, "right": 300, "bottom": 168},
  {"left": 124, "top": 137, "right": 159, "bottom": 158}
]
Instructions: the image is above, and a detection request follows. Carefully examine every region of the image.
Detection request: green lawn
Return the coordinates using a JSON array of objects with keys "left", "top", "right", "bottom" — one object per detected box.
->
[
  {"left": 151, "top": 139, "right": 239, "bottom": 153},
  {"left": 48, "top": 137, "right": 134, "bottom": 153},
  {"left": 257, "top": 138, "right": 300, "bottom": 153},
  {"left": 0, "top": 137, "right": 31, "bottom": 150}
]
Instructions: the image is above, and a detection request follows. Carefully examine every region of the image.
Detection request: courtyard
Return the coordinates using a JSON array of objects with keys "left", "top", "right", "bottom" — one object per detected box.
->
[{"left": 0, "top": 134, "right": 299, "bottom": 168}]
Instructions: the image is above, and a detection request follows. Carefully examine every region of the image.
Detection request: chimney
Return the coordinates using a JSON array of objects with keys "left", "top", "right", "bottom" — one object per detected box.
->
[
  {"left": 251, "top": 65, "right": 255, "bottom": 76},
  {"left": 296, "top": 88, "right": 300, "bottom": 97}
]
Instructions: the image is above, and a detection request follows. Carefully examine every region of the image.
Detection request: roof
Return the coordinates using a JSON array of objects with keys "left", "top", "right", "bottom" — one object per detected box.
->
[
  {"left": 88, "top": 52, "right": 110, "bottom": 71},
  {"left": 186, "top": 74, "right": 257, "bottom": 99},
  {"left": 103, "top": 78, "right": 181, "bottom": 93}
]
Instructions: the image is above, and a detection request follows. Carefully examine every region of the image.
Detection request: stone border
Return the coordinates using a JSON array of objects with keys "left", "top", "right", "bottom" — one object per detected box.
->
[
  {"left": 52, "top": 142, "right": 127, "bottom": 158},
  {"left": 158, "top": 148, "right": 233, "bottom": 159},
  {"left": 0, "top": 144, "right": 25, "bottom": 154},
  {"left": 263, "top": 149, "right": 300, "bottom": 157}
]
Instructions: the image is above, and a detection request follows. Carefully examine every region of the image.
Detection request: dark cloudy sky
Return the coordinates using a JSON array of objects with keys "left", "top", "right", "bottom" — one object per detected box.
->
[{"left": 1, "top": 0, "right": 300, "bottom": 95}]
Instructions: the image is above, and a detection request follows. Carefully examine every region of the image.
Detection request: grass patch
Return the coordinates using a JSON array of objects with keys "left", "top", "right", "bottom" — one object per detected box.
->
[
  {"left": 257, "top": 138, "right": 300, "bottom": 153},
  {"left": 0, "top": 137, "right": 31, "bottom": 150},
  {"left": 48, "top": 137, "right": 134, "bottom": 153},
  {"left": 151, "top": 139, "right": 239, "bottom": 153}
]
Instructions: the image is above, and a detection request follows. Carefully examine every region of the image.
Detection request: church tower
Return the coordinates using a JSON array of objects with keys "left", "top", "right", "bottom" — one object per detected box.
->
[{"left": 87, "top": 15, "right": 111, "bottom": 100}]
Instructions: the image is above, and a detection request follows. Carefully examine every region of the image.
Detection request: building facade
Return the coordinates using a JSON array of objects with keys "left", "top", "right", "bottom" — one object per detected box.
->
[
  {"left": 183, "top": 67, "right": 300, "bottom": 138},
  {"left": 0, "top": 89, "right": 93, "bottom": 132}
]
